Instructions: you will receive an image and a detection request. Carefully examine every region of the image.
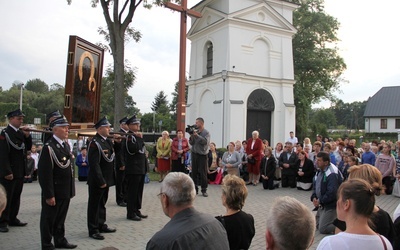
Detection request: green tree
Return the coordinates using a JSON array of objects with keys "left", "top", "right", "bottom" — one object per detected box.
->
[
  {"left": 291, "top": 0, "right": 346, "bottom": 139},
  {"left": 310, "top": 108, "right": 337, "bottom": 129},
  {"left": 151, "top": 91, "right": 169, "bottom": 113},
  {"left": 25, "top": 79, "right": 49, "bottom": 93},
  {"left": 170, "top": 81, "right": 188, "bottom": 121},
  {"left": 140, "top": 111, "right": 175, "bottom": 133},
  {"left": 100, "top": 63, "right": 139, "bottom": 121}
]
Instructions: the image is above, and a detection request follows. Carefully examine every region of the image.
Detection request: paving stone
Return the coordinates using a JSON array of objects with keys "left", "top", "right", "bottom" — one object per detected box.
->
[{"left": 0, "top": 179, "right": 399, "bottom": 250}]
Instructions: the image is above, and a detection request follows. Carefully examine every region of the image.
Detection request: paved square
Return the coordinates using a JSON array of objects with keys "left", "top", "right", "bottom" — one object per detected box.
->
[{"left": 1, "top": 179, "right": 399, "bottom": 250}]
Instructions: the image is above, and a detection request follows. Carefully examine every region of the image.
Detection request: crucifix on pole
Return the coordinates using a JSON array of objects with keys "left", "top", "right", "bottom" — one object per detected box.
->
[{"left": 164, "top": 0, "right": 202, "bottom": 132}]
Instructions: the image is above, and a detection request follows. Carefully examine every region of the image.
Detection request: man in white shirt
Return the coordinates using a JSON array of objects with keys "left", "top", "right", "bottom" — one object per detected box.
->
[{"left": 287, "top": 131, "right": 298, "bottom": 152}]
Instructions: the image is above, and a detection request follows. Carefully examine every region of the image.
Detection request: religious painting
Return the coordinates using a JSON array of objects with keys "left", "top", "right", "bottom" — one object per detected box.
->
[{"left": 63, "top": 35, "right": 104, "bottom": 128}]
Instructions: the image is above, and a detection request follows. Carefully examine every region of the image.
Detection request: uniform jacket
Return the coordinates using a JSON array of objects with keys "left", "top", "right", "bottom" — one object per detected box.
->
[
  {"left": 38, "top": 137, "right": 75, "bottom": 199},
  {"left": 115, "top": 129, "right": 126, "bottom": 169},
  {"left": 87, "top": 134, "right": 116, "bottom": 187},
  {"left": 0, "top": 125, "right": 32, "bottom": 178},
  {"left": 122, "top": 132, "right": 146, "bottom": 175}
]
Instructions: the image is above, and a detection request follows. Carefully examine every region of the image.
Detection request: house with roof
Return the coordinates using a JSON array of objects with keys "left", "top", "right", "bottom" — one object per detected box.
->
[{"left": 364, "top": 86, "right": 400, "bottom": 133}]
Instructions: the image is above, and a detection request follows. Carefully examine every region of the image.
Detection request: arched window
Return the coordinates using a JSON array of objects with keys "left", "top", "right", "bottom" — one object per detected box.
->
[{"left": 206, "top": 42, "right": 213, "bottom": 76}]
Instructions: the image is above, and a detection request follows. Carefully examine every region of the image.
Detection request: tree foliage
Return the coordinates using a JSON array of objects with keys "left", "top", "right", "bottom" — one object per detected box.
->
[
  {"left": 25, "top": 78, "right": 49, "bottom": 93},
  {"left": 170, "top": 80, "right": 188, "bottom": 122},
  {"left": 151, "top": 91, "right": 169, "bottom": 113},
  {"left": 100, "top": 63, "right": 139, "bottom": 121},
  {"left": 290, "top": 0, "right": 346, "bottom": 139}
]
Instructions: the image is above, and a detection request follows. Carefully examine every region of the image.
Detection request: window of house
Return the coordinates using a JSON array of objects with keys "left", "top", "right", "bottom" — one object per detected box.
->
[
  {"left": 381, "top": 119, "right": 387, "bottom": 129},
  {"left": 396, "top": 119, "right": 400, "bottom": 129},
  {"left": 206, "top": 43, "right": 213, "bottom": 75}
]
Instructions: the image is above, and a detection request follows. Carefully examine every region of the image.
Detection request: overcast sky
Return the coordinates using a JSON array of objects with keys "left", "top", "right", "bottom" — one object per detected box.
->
[{"left": 0, "top": 0, "right": 399, "bottom": 114}]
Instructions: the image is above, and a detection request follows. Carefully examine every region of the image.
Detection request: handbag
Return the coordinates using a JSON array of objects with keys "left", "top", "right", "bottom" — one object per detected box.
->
[
  {"left": 393, "top": 180, "right": 400, "bottom": 197},
  {"left": 248, "top": 157, "right": 256, "bottom": 164}
]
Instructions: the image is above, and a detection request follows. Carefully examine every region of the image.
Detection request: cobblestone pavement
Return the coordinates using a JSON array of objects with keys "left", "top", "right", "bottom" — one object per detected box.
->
[{"left": 1, "top": 179, "right": 399, "bottom": 250}]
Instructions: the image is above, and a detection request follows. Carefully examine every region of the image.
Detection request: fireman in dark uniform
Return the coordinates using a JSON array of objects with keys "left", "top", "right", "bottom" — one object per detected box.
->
[
  {"left": 0, "top": 109, "right": 32, "bottom": 233},
  {"left": 87, "top": 117, "right": 119, "bottom": 240},
  {"left": 115, "top": 116, "right": 128, "bottom": 207},
  {"left": 38, "top": 115, "right": 77, "bottom": 249},
  {"left": 123, "top": 115, "right": 148, "bottom": 221}
]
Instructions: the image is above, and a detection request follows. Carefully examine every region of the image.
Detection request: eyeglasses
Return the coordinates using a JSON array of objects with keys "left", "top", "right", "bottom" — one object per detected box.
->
[{"left": 157, "top": 192, "right": 165, "bottom": 198}]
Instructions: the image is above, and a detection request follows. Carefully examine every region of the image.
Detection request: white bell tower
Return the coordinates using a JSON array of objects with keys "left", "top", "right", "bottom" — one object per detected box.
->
[{"left": 186, "top": 0, "right": 298, "bottom": 147}]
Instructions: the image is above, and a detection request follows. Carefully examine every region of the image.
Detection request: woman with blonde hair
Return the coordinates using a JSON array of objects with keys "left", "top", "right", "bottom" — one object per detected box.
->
[
  {"left": 156, "top": 131, "right": 171, "bottom": 182},
  {"left": 333, "top": 164, "right": 396, "bottom": 245},
  {"left": 216, "top": 175, "right": 255, "bottom": 250}
]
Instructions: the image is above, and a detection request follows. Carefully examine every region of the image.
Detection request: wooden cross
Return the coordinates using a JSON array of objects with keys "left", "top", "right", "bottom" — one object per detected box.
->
[{"left": 164, "top": 0, "right": 202, "bottom": 132}]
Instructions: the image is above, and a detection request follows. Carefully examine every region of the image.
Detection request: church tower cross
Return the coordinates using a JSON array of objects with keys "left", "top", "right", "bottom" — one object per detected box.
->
[{"left": 164, "top": 0, "right": 201, "bottom": 131}]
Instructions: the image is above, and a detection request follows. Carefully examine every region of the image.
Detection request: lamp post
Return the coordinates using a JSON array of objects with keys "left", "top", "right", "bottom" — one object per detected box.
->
[
  {"left": 19, "top": 83, "right": 24, "bottom": 110},
  {"left": 221, "top": 70, "right": 227, "bottom": 146}
]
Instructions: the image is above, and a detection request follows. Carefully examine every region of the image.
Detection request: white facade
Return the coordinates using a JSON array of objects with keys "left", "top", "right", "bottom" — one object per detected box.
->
[
  {"left": 186, "top": 0, "right": 298, "bottom": 147},
  {"left": 365, "top": 117, "right": 400, "bottom": 133}
]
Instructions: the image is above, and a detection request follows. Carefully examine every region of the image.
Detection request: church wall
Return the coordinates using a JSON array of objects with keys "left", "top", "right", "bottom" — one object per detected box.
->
[
  {"left": 227, "top": 25, "right": 294, "bottom": 80},
  {"left": 187, "top": 0, "right": 297, "bottom": 147},
  {"left": 188, "top": 26, "right": 229, "bottom": 80}
]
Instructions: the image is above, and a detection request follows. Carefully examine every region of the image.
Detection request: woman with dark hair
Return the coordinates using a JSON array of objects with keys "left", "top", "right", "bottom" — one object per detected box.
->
[
  {"left": 317, "top": 179, "right": 392, "bottom": 250},
  {"left": 296, "top": 150, "right": 314, "bottom": 191},
  {"left": 216, "top": 175, "right": 255, "bottom": 250},
  {"left": 170, "top": 130, "right": 190, "bottom": 173}
]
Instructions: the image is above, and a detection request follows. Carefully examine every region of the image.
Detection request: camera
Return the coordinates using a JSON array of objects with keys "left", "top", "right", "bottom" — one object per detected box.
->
[{"left": 185, "top": 124, "right": 198, "bottom": 135}]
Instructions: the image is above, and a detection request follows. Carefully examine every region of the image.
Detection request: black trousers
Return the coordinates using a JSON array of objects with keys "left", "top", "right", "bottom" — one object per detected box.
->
[
  {"left": 125, "top": 174, "right": 145, "bottom": 218},
  {"left": 0, "top": 177, "right": 23, "bottom": 227},
  {"left": 281, "top": 174, "right": 296, "bottom": 188},
  {"left": 262, "top": 177, "right": 275, "bottom": 190},
  {"left": 171, "top": 159, "right": 186, "bottom": 173},
  {"left": 190, "top": 153, "right": 208, "bottom": 193},
  {"left": 87, "top": 185, "right": 109, "bottom": 235},
  {"left": 40, "top": 197, "right": 70, "bottom": 249},
  {"left": 115, "top": 169, "right": 127, "bottom": 204}
]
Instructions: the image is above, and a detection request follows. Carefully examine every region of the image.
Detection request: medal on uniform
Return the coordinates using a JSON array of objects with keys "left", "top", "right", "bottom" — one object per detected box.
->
[
  {"left": 56, "top": 144, "right": 60, "bottom": 148},
  {"left": 62, "top": 157, "right": 66, "bottom": 161}
]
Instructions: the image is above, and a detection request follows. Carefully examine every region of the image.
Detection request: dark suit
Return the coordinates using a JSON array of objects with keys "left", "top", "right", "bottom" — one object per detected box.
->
[
  {"left": 115, "top": 129, "right": 127, "bottom": 204},
  {"left": 260, "top": 155, "right": 276, "bottom": 190},
  {"left": 0, "top": 125, "right": 32, "bottom": 228},
  {"left": 38, "top": 137, "right": 75, "bottom": 249},
  {"left": 122, "top": 132, "right": 146, "bottom": 218},
  {"left": 279, "top": 151, "right": 298, "bottom": 188},
  {"left": 87, "top": 134, "right": 116, "bottom": 235}
]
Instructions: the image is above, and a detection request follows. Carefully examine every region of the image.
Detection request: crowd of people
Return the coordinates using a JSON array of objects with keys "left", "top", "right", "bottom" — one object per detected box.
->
[{"left": 2, "top": 109, "right": 400, "bottom": 249}]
